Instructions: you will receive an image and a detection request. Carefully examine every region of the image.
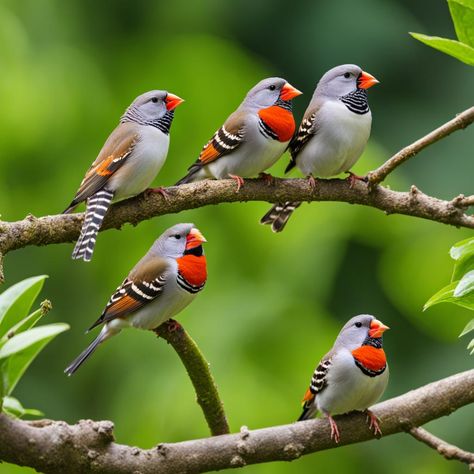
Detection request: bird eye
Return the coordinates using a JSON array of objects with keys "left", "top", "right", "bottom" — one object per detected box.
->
[
  {"left": 355, "top": 322, "right": 362, "bottom": 328},
  {"left": 174, "top": 234, "right": 181, "bottom": 239},
  {"left": 269, "top": 85, "right": 276, "bottom": 91},
  {"left": 151, "top": 97, "right": 158, "bottom": 103},
  {"left": 343, "top": 72, "right": 351, "bottom": 79}
]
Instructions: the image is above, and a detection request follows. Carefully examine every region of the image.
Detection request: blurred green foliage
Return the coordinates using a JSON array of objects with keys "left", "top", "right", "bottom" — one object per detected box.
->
[
  {"left": 411, "top": 0, "right": 474, "bottom": 65},
  {"left": 0, "top": 0, "right": 473, "bottom": 473}
]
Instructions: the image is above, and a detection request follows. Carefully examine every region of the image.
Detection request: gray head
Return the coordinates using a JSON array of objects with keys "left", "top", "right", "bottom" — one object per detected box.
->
[
  {"left": 315, "top": 64, "right": 379, "bottom": 99},
  {"left": 243, "top": 77, "right": 302, "bottom": 109},
  {"left": 334, "top": 314, "right": 389, "bottom": 350},
  {"left": 152, "top": 223, "right": 207, "bottom": 259},
  {"left": 121, "top": 90, "right": 184, "bottom": 130}
]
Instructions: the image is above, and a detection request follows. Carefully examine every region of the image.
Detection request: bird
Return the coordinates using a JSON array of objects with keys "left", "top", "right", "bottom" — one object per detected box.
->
[
  {"left": 297, "top": 314, "right": 389, "bottom": 443},
  {"left": 260, "top": 64, "right": 379, "bottom": 232},
  {"left": 175, "top": 77, "right": 302, "bottom": 190},
  {"left": 64, "top": 223, "right": 207, "bottom": 375},
  {"left": 64, "top": 90, "right": 184, "bottom": 262}
]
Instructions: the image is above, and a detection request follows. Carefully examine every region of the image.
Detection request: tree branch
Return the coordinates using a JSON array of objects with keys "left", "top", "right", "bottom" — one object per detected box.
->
[
  {"left": 409, "top": 426, "right": 474, "bottom": 469},
  {"left": 367, "top": 106, "right": 474, "bottom": 186},
  {"left": 0, "top": 369, "right": 472, "bottom": 473},
  {"left": 1, "top": 177, "right": 473, "bottom": 283},
  {"left": 154, "top": 320, "right": 229, "bottom": 436}
]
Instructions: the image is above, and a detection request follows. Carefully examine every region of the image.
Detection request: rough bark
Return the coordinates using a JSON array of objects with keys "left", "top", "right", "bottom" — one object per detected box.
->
[{"left": 0, "top": 369, "right": 473, "bottom": 474}]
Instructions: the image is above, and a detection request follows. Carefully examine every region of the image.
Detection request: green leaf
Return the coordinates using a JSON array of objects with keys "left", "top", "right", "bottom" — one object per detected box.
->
[
  {"left": 0, "top": 301, "right": 52, "bottom": 345},
  {"left": 460, "top": 318, "right": 474, "bottom": 336},
  {"left": 2, "top": 396, "right": 43, "bottom": 418},
  {"left": 450, "top": 238, "right": 474, "bottom": 280},
  {"left": 468, "top": 338, "right": 474, "bottom": 354},
  {"left": 0, "top": 323, "right": 69, "bottom": 395},
  {"left": 0, "top": 324, "right": 68, "bottom": 359},
  {"left": 450, "top": 237, "right": 474, "bottom": 260},
  {"left": 448, "top": 0, "right": 474, "bottom": 47},
  {"left": 410, "top": 33, "right": 474, "bottom": 65},
  {"left": 454, "top": 270, "right": 474, "bottom": 297},
  {"left": 424, "top": 280, "right": 474, "bottom": 310},
  {"left": 0, "top": 276, "right": 48, "bottom": 340}
]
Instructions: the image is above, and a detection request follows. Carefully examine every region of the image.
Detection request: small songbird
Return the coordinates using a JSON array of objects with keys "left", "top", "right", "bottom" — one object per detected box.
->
[
  {"left": 64, "top": 90, "right": 184, "bottom": 261},
  {"left": 261, "top": 65, "right": 379, "bottom": 232},
  {"left": 297, "top": 314, "right": 389, "bottom": 443},
  {"left": 64, "top": 223, "right": 207, "bottom": 375},
  {"left": 176, "top": 77, "right": 302, "bottom": 190}
]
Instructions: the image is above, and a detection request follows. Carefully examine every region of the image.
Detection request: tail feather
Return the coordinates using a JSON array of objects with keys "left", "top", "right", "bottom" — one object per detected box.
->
[
  {"left": 175, "top": 164, "right": 203, "bottom": 186},
  {"left": 72, "top": 189, "right": 114, "bottom": 261},
  {"left": 64, "top": 331, "right": 105, "bottom": 376},
  {"left": 297, "top": 402, "right": 317, "bottom": 421},
  {"left": 260, "top": 201, "right": 302, "bottom": 232}
]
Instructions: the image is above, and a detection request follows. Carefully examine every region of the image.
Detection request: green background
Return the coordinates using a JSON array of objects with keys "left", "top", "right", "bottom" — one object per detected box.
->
[{"left": 0, "top": 0, "right": 473, "bottom": 472}]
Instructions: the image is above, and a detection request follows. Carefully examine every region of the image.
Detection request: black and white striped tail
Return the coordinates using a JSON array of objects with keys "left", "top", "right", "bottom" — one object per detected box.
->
[
  {"left": 64, "top": 330, "right": 105, "bottom": 376},
  {"left": 72, "top": 189, "right": 114, "bottom": 261},
  {"left": 260, "top": 201, "right": 301, "bottom": 232}
]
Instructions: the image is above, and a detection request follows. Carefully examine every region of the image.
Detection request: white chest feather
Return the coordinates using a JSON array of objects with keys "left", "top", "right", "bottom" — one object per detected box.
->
[
  {"left": 316, "top": 349, "right": 388, "bottom": 415},
  {"left": 111, "top": 126, "right": 170, "bottom": 200},
  {"left": 297, "top": 100, "right": 372, "bottom": 178}
]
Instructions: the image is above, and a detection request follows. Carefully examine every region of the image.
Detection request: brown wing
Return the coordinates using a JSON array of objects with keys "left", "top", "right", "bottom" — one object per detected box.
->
[
  {"left": 88, "top": 255, "right": 170, "bottom": 330},
  {"left": 196, "top": 111, "right": 246, "bottom": 165},
  {"left": 286, "top": 102, "right": 321, "bottom": 173},
  {"left": 66, "top": 123, "right": 140, "bottom": 210}
]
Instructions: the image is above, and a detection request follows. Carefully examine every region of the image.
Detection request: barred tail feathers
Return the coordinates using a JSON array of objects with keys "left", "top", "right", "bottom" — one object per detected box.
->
[
  {"left": 72, "top": 189, "right": 114, "bottom": 261},
  {"left": 260, "top": 201, "right": 301, "bottom": 232}
]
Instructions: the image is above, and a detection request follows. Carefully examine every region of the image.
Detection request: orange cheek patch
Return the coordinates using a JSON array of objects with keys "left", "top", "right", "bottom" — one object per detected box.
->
[
  {"left": 258, "top": 106, "right": 296, "bottom": 142},
  {"left": 177, "top": 255, "right": 207, "bottom": 287},
  {"left": 351, "top": 346, "right": 387, "bottom": 372},
  {"left": 199, "top": 143, "right": 220, "bottom": 164}
]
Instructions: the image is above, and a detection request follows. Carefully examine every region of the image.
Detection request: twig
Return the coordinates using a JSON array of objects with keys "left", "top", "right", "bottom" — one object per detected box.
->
[
  {"left": 409, "top": 426, "right": 474, "bottom": 469},
  {"left": 154, "top": 320, "right": 229, "bottom": 436},
  {"left": 1, "top": 178, "right": 473, "bottom": 283},
  {"left": 0, "top": 369, "right": 472, "bottom": 473},
  {"left": 368, "top": 106, "right": 474, "bottom": 186}
]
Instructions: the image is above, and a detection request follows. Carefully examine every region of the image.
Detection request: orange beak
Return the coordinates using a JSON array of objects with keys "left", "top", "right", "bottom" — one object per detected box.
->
[
  {"left": 368, "top": 319, "right": 390, "bottom": 338},
  {"left": 280, "top": 82, "right": 303, "bottom": 101},
  {"left": 186, "top": 227, "right": 207, "bottom": 249},
  {"left": 166, "top": 93, "right": 185, "bottom": 111},
  {"left": 357, "top": 71, "right": 379, "bottom": 90}
]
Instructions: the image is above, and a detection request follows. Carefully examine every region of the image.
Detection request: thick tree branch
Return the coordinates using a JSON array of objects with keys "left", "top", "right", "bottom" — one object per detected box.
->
[
  {"left": 368, "top": 106, "right": 474, "bottom": 185},
  {"left": 154, "top": 320, "right": 229, "bottom": 436},
  {"left": 0, "top": 369, "right": 473, "bottom": 473},
  {"left": 409, "top": 426, "right": 474, "bottom": 469},
  {"left": 0, "top": 177, "right": 473, "bottom": 283}
]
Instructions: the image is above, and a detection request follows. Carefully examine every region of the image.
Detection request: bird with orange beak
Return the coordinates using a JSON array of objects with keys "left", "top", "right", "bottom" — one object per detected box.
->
[
  {"left": 297, "top": 314, "right": 390, "bottom": 443},
  {"left": 64, "top": 90, "right": 185, "bottom": 261},
  {"left": 65, "top": 223, "right": 207, "bottom": 375},
  {"left": 261, "top": 65, "right": 379, "bottom": 231},
  {"left": 176, "top": 77, "right": 302, "bottom": 190}
]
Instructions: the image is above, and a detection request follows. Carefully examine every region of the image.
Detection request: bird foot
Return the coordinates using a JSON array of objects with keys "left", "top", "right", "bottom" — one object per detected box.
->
[
  {"left": 327, "top": 414, "right": 340, "bottom": 443},
  {"left": 307, "top": 174, "right": 317, "bottom": 190},
  {"left": 146, "top": 187, "right": 170, "bottom": 201},
  {"left": 228, "top": 174, "right": 245, "bottom": 192},
  {"left": 258, "top": 172, "right": 275, "bottom": 186},
  {"left": 166, "top": 319, "right": 182, "bottom": 332},
  {"left": 346, "top": 171, "right": 368, "bottom": 189},
  {"left": 366, "top": 410, "right": 382, "bottom": 437}
]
